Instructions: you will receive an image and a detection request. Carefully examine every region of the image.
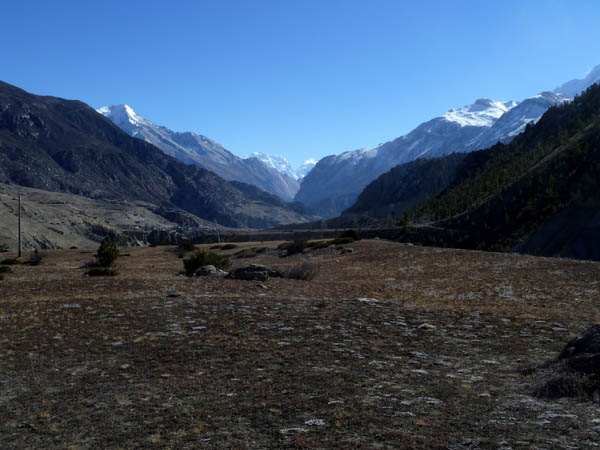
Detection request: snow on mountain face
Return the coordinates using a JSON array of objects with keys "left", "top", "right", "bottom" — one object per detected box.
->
[
  {"left": 246, "top": 152, "right": 299, "bottom": 179},
  {"left": 97, "top": 105, "right": 300, "bottom": 201},
  {"left": 296, "top": 62, "right": 600, "bottom": 218},
  {"left": 246, "top": 152, "right": 317, "bottom": 180},
  {"left": 442, "top": 99, "right": 518, "bottom": 127},
  {"left": 297, "top": 158, "right": 317, "bottom": 178},
  {"left": 98, "top": 104, "right": 145, "bottom": 129},
  {"left": 554, "top": 64, "right": 600, "bottom": 98}
]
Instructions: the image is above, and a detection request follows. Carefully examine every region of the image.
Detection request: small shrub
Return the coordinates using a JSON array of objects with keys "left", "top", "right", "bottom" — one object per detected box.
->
[
  {"left": 278, "top": 240, "right": 307, "bottom": 256},
  {"left": 0, "top": 265, "right": 13, "bottom": 274},
  {"left": 85, "top": 267, "right": 118, "bottom": 277},
  {"left": 331, "top": 237, "right": 355, "bottom": 246},
  {"left": 179, "top": 240, "right": 197, "bottom": 252},
  {"left": 234, "top": 249, "right": 258, "bottom": 259},
  {"left": 221, "top": 244, "right": 238, "bottom": 250},
  {"left": 183, "top": 250, "right": 231, "bottom": 275},
  {"left": 285, "top": 262, "right": 318, "bottom": 281},
  {"left": 0, "top": 243, "right": 9, "bottom": 253},
  {"left": 0, "top": 258, "right": 20, "bottom": 265},
  {"left": 96, "top": 236, "right": 119, "bottom": 267},
  {"left": 24, "top": 249, "right": 44, "bottom": 266},
  {"left": 306, "top": 240, "right": 332, "bottom": 250}
]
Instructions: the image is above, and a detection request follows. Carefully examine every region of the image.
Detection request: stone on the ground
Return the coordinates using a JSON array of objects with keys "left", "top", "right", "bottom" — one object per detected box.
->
[
  {"left": 559, "top": 325, "right": 600, "bottom": 373},
  {"left": 194, "top": 265, "right": 228, "bottom": 277},
  {"left": 226, "top": 264, "right": 284, "bottom": 281}
]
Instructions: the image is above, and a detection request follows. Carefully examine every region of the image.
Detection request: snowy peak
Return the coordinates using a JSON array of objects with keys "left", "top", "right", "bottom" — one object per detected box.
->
[
  {"left": 443, "top": 99, "right": 518, "bottom": 127},
  {"left": 297, "top": 158, "right": 317, "bottom": 178},
  {"left": 246, "top": 152, "right": 298, "bottom": 179},
  {"left": 555, "top": 64, "right": 600, "bottom": 98},
  {"left": 97, "top": 104, "right": 144, "bottom": 127},
  {"left": 245, "top": 152, "right": 316, "bottom": 179}
]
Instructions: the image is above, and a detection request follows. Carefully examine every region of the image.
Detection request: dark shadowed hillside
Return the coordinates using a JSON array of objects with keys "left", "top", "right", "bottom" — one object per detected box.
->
[
  {"left": 403, "top": 84, "right": 600, "bottom": 259},
  {"left": 0, "top": 81, "right": 313, "bottom": 228}
]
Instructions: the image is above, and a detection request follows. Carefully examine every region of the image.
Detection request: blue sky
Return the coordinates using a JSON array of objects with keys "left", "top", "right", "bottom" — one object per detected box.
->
[{"left": 3, "top": 0, "right": 600, "bottom": 167}]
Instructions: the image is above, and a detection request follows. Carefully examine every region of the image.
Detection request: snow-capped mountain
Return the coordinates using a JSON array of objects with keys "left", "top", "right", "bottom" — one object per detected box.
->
[
  {"left": 245, "top": 152, "right": 317, "bottom": 180},
  {"left": 296, "top": 64, "right": 600, "bottom": 218},
  {"left": 442, "top": 99, "right": 518, "bottom": 127},
  {"left": 98, "top": 105, "right": 300, "bottom": 201},
  {"left": 554, "top": 65, "right": 600, "bottom": 98},
  {"left": 297, "top": 158, "right": 317, "bottom": 178}
]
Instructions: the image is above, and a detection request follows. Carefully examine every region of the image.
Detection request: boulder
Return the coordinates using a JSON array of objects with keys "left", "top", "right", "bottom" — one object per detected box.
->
[
  {"left": 559, "top": 325, "right": 600, "bottom": 373},
  {"left": 194, "top": 265, "right": 228, "bottom": 277},
  {"left": 226, "top": 264, "right": 284, "bottom": 281}
]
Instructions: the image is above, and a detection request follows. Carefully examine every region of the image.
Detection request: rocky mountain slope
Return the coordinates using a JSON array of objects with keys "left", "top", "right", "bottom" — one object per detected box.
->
[
  {"left": 0, "top": 81, "right": 314, "bottom": 229},
  {"left": 397, "top": 83, "right": 600, "bottom": 260},
  {"left": 98, "top": 105, "right": 300, "bottom": 201},
  {"left": 296, "top": 66, "right": 600, "bottom": 217}
]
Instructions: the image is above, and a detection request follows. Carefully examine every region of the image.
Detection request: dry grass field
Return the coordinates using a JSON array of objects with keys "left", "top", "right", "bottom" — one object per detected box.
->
[{"left": 1, "top": 239, "right": 600, "bottom": 449}]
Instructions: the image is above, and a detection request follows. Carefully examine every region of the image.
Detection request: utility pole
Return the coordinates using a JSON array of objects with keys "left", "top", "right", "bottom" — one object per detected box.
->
[{"left": 18, "top": 193, "right": 22, "bottom": 258}]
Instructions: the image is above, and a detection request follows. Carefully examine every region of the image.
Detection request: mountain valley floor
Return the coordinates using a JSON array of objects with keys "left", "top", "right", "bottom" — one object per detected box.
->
[{"left": 1, "top": 240, "right": 599, "bottom": 449}]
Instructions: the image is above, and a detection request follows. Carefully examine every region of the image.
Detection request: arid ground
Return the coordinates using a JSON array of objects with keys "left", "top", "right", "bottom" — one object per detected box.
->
[{"left": 1, "top": 240, "right": 599, "bottom": 449}]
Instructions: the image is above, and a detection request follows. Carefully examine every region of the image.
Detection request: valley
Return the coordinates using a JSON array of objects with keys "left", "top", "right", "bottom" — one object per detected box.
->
[{"left": 1, "top": 240, "right": 599, "bottom": 448}]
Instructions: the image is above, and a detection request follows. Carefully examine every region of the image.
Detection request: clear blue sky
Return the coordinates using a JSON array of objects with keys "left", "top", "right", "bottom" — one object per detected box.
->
[{"left": 3, "top": 0, "right": 600, "bottom": 167}]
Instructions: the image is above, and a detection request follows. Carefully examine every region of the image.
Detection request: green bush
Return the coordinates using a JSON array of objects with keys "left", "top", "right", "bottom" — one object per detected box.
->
[
  {"left": 0, "top": 244, "right": 9, "bottom": 253},
  {"left": 183, "top": 250, "right": 231, "bottom": 275},
  {"left": 96, "top": 236, "right": 120, "bottom": 267},
  {"left": 85, "top": 267, "right": 118, "bottom": 277},
  {"left": 0, "top": 265, "right": 13, "bottom": 274}
]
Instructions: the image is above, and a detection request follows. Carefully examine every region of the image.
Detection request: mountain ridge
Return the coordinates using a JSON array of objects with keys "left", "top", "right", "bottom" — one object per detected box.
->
[
  {"left": 295, "top": 65, "right": 600, "bottom": 218},
  {"left": 0, "top": 80, "right": 314, "bottom": 229},
  {"left": 98, "top": 104, "right": 301, "bottom": 201}
]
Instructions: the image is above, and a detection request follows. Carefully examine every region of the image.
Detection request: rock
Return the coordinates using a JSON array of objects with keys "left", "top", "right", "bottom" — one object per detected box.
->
[
  {"left": 558, "top": 325, "right": 600, "bottom": 374},
  {"left": 194, "top": 265, "right": 228, "bottom": 277},
  {"left": 559, "top": 325, "right": 600, "bottom": 359},
  {"left": 226, "top": 264, "right": 285, "bottom": 281}
]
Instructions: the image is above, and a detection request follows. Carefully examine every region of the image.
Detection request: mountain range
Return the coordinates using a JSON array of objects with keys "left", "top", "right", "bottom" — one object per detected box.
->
[
  {"left": 338, "top": 82, "right": 600, "bottom": 260},
  {"left": 98, "top": 105, "right": 309, "bottom": 201},
  {"left": 296, "top": 66, "right": 600, "bottom": 217},
  {"left": 0, "top": 81, "right": 315, "bottom": 234}
]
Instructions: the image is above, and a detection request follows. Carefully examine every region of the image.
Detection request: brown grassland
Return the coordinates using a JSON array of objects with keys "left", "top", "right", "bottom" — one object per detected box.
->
[{"left": 1, "top": 239, "right": 600, "bottom": 449}]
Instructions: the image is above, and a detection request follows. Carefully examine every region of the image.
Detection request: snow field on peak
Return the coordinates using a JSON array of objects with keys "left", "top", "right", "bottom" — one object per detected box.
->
[{"left": 442, "top": 99, "right": 518, "bottom": 127}]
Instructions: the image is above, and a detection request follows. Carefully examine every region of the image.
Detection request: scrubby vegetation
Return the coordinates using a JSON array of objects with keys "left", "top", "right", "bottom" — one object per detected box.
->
[
  {"left": 0, "top": 265, "right": 13, "bottom": 274},
  {"left": 0, "top": 258, "right": 20, "bottom": 265},
  {"left": 277, "top": 239, "right": 308, "bottom": 256},
  {"left": 95, "top": 236, "right": 120, "bottom": 267},
  {"left": 24, "top": 249, "right": 44, "bottom": 266},
  {"left": 233, "top": 248, "right": 259, "bottom": 259},
  {"left": 285, "top": 262, "right": 319, "bottom": 280},
  {"left": 183, "top": 250, "right": 231, "bottom": 275}
]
